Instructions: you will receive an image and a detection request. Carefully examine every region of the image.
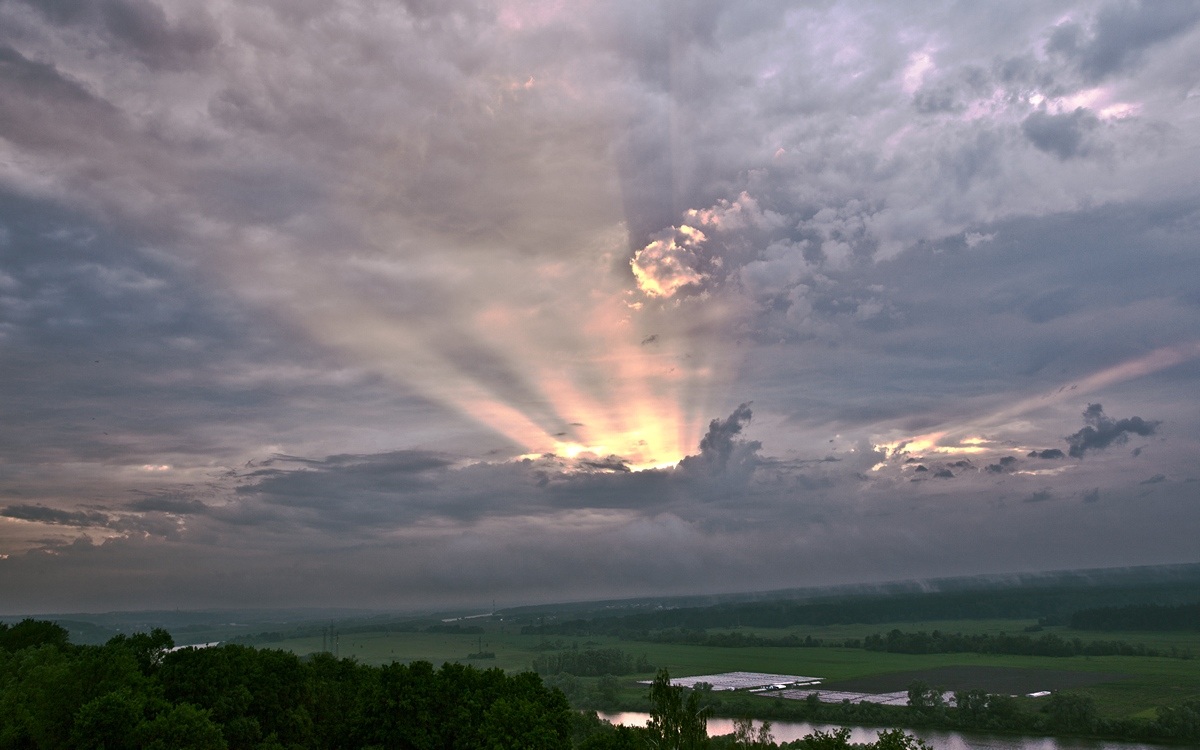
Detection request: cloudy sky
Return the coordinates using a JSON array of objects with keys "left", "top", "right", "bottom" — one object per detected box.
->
[{"left": 2, "top": 0, "right": 1198, "bottom": 614}]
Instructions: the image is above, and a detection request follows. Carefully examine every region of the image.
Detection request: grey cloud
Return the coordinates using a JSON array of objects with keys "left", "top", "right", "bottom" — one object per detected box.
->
[
  {"left": 1047, "top": 1, "right": 1200, "bottom": 82},
  {"left": 101, "top": 0, "right": 218, "bottom": 69},
  {"left": 0, "top": 502, "right": 181, "bottom": 538},
  {"left": 19, "top": 0, "right": 219, "bottom": 69},
  {"left": 677, "top": 403, "right": 761, "bottom": 479},
  {"left": 579, "top": 457, "right": 632, "bottom": 473},
  {"left": 1022, "top": 108, "right": 1098, "bottom": 159},
  {"left": 0, "top": 45, "right": 122, "bottom": 151},
  {"left": 1024, "top": 489, "right": 1054, "bottom": 503},
  {"left": 986, "top": 456, "right": 1019, "bottom": 474},
  {"left": 1028, "top": 449, "right": 1066, "bottom": 459},
  {"left": 1140, "top": 474, "right": 1165, "bottom": 485},
  {"left": 0, "top": 0, "right": 1198, "bottom": 613},
  {"left": 912, "top": 65, "right": 989, "bottom": 114},
  {"left": 239, "top": 450, "right": 454, "bottom": 508},
  {"left": 1066, "top": 403, "right": 1160, "bottom": 458},
  {"left": 125, "top": 494, "right": 211, "bottom": 515},
  {"left": 1, "top": 504, "right": 112, "bottom": 528}
]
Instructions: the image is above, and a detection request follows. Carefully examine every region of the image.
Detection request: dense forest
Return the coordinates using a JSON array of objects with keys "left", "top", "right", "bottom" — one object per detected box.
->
[
  {"left": 518, "top": 582, "right": 1200, "bottom": 638},
  {"left": 4, "top": 617, "right": 1200, "bottom": 748},
  {"left": 860, "top": 629, "right": 1181, "bottom": 658},
  {"left": 0, "top": 619, "right": 572, "bottom": 749},
  {"left": 628, "top": 627, "right": 1185, "bottom": 659},
  {"left": 0, "top": 619, "right": 946, "bottom": 750}
]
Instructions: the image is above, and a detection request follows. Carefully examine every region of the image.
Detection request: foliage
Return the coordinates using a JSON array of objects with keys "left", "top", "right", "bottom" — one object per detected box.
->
[
  {"left": 517, "top": 573, "right": 1200, "bottom": 637},
  {"left": 731, "top": 717, "right": 774, "bottom": 748},
  {"left": 0, "top": 619, "right": 70, "bottom": 652},
  {"left": 5, "top": 616, "right": 1200, "bottom": 748},
  {"left": 904, "top": 681, "right": 945, "bottom": 716},
  {"left": 0, "top": 622, "right": 571, "bottom": 750},
  {"left": 863, "top": 628, "right": 1165, "bottom": 657},
  {"left": 647, "top": 668, "right": 711, "bottom": 750}
]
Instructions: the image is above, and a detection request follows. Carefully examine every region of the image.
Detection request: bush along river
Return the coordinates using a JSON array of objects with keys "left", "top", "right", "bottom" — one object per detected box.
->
[{"left": 599, "top": 713, "right": 1175, "bottom": 750}]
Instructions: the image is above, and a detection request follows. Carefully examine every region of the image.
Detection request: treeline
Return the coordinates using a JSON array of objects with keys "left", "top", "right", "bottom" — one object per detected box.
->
[
  {"left": 557, "top": 625, "right": 1174, "bottom": 660},
  {"left": 636, "top": 628, "right": 829, "bottom": 649},
  {"left": 518, "top": 579, "right": 1200, "bottom": 636},
  {"left": 0, "top": 619, "right": 951, "bottom": 750},
  {"left": 0, "top": 619, "right": 571, "bottom": 749},
  {"left": 1070, "top": 602, "right": 1200, "bottom": 631},
  {"left": 862, "top": 629, "right": 1168, "bottom": 658},
  {"left": 532, "top": 647, "right": 653, "bottom": 677},
  {"left": 606, "top": 670, "right": 1200, "bottom": 747}
]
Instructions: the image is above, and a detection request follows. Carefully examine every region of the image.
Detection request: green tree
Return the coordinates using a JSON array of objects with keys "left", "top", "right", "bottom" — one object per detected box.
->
[
  {"left": 953, "top": 688, "right": 990, "bottom": 727},
  {"left": 792, "top": 727, "right": 852, "bottom": 749},
  {"left": 646, "top": 668, "right": 710, "bottom": 750},
  {"left": 134, "top": 703, "right": 227, "bottom": 750},
  {"left": 732, "top": 717, "right": 773, "bottom": 748},
  {"left": 106, "top": 628, "right": 174, "bottom": 675},
  {"left": 872, "top": 728, "right": 934, "bottom": 750},
  {"left": 1155, "top": 699, "right": 1200, "bottom": 741},
  {"left": 0, "top": 619, "right": 70, "bottom": 652},
  {"left": 70, "top": 690, "right": 145, "bottom": 750},
  {"left": 905, "top": 680, "right": 945, "bottom": 718},
  {"left": 1045, "top": 691, "right": 1096, "bottom": 733}
]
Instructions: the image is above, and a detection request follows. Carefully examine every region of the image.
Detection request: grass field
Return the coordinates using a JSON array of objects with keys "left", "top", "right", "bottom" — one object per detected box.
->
[{"left": 258, "top": 618, "right": 1200, "bottom": 720}]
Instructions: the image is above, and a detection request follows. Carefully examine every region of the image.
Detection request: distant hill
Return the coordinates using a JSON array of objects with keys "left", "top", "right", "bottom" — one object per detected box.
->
[{"left": 6, "top": 561, "right": 1198, "bottom": 644}]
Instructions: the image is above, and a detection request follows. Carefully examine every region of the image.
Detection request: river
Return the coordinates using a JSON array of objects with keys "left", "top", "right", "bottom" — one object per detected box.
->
[{"left": 598, "top": 712, "right": 1170, "bottom": 750}]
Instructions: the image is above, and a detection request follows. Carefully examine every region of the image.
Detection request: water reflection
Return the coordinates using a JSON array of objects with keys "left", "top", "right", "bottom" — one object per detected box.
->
[{"left": 597, "top": 712, "right": 1166, "bottom": 750}]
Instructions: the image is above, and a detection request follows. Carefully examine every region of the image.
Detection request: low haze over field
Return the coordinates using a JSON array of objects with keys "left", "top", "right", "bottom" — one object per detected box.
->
[{"left": 1, "top": 0, "right": 1198, "bottom": 613}]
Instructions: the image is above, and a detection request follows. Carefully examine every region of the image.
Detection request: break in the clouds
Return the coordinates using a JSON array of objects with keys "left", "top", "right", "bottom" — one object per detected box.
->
[{"left": 1, "top": 0, "right": 1199, "bottom": 613}]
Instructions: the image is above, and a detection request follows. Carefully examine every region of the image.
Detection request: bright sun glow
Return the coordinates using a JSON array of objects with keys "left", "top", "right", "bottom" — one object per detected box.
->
[{"left": 259, "top": 223, "right": 718, "bottom": 471}]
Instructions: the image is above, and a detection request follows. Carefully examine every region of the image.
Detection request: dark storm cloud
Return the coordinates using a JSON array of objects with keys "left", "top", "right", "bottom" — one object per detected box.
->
[
  {"left": 0, "top": 45, "right": 122, "bottom": 150},
  {"left": 1, "top": 0, "right": 1199, "bottom": 613},
  {"left": 1046, "top": 1, "right": 1200, "bottom": 82},
  {"left": 579, "top": 456, "right": 632, "bottom": 473},
  {"left": 125, "top": 494, "right": 210, "bottom": 515},
  {"left": 1029, "top": 449, "right": 1066, "bottom": 459},
  {"left": 1024, "top": 489, "right": 1054, "bottom": 504},
  {"left": 1, "top": 504, "right": 112, "bottom": 528},
  {"left": 0, "top": 192, "right": 348, "bottom": 466},
  {"left": 0, "top": 502, "right": 182, "bottom": 537},
  {"left": 677, "top": 403, "right": 761, "bottom": 478},
  {"left": 18, "top": 0, "right": 218, "bottom": 69},
  {"left": 229, "top": 405, "right": 768, "bottom": 530},
  {"left": 238, "top": 450, "right": 455, "bottom": 512},
  {"left": 1021, "top": 108, "right": 1097, "bottom": 159},
  {"left": 986, "top": 456, "right": 1019, "bottom": 473},
  {"left": 1066, "top": 403, "right": 1160, "bottom": 458}
]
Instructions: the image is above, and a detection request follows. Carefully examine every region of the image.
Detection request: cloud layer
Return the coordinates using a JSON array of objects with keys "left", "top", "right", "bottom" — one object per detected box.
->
[{"left": 1, "top": 0, "right": 1198, "bottom": 612}]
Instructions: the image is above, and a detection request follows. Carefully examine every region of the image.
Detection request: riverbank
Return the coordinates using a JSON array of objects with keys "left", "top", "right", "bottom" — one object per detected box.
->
[{"left": 599, "top": 712, "right": 1182, "bottom": 750}]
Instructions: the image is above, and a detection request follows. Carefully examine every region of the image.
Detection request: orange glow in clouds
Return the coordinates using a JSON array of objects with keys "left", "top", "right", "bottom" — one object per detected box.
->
[
  {"left": 280, "top": 233, "right": 719, "bottom": 471},
  {"left": 877, "top": 343, "right": 1200, "bottom": 462}
]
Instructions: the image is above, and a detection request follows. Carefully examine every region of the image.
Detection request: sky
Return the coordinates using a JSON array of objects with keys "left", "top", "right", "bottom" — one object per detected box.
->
[{"left": 1, "top": 0, "right": 1199, "bottom": 615}]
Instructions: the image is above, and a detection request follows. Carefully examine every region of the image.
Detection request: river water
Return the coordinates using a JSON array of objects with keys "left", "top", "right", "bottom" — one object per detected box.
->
[{"left": 598, "top": 712, "right": 1169, "bottom": 750}]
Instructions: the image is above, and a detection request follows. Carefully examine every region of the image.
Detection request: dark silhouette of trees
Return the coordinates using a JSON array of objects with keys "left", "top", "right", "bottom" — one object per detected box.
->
[{"left": 647, "top": 668, "right": 710, "bottom": 750}]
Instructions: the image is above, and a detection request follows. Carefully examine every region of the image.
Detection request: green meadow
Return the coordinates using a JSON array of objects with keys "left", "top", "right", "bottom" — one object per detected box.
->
[{"left": 256, "top": 617, "right": 1200, "bottom": 720}]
